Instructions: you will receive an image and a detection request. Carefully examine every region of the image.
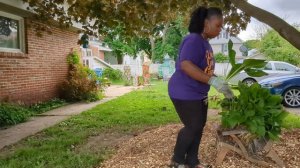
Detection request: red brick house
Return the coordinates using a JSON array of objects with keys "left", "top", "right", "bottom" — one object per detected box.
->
[{"left": 0, "top": 1, "right": 81, "bottom": 104}]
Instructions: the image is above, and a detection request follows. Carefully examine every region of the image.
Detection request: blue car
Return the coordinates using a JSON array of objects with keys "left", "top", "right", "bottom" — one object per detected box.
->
[{"left": 259, "top": 74, "right": 300, "bottom": 108}]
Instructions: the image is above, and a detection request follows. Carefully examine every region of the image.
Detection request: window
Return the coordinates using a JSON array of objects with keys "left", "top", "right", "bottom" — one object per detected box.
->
[
  {"left": 221, "top": 32, "right": 229, "bottom": 39},
  {"left": 83, "top": 59, "right": 89, "bottom": 67},
  {"left": 86, "top": 50, "right": 92, "bottom": 56},
  {"left": 82, "top": 49, "right": 92, "bottom": 57},
  {"left": 274, "top": 63, "right": 296, "bottom": 71},
  {"left": 0, "top": 11, "right": 25, "bottom": 53},
  {"left": 222, "top": 43, "right": 228, "bottom": 53},
  {"left": 264, "top": 63, "right": 272, "bottom": 70}
]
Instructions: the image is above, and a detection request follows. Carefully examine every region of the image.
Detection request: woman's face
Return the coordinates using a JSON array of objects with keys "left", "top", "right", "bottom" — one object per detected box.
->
[{"left": 204, "top": 16, "right": 223, "bottom": 39}]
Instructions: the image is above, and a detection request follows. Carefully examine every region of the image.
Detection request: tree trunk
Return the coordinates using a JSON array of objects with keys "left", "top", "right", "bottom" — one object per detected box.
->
[
  {"left": 149, "top": 35, "right": 155, "bottom": 60},
  {"left": 117, "top": 55, "right": 123, "bottom": 64},
  {"left": 230, "top": 0, "right": 300, "bottom": 50},
  {"left": 162, "top": 22, "right": 170, "bottom": 45}
]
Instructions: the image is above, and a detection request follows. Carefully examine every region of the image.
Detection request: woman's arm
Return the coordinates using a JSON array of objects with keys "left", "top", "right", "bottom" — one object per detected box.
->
[{"left": 180, "top": 60, "right": 212, "bottom": 84}]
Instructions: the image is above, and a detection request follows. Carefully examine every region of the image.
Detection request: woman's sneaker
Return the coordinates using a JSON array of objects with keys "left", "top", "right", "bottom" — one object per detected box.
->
[{"left": 169, "top": 161, "right": 189, "bottom": 168}]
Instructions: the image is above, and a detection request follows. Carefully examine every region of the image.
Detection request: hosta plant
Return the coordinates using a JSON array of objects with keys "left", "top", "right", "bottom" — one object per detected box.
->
[
  {"left": 220, "top": 82, "right": 288, "bottom": 140},
  {"left": 219, "top": 40, "right": 288, "bottom": 140}
]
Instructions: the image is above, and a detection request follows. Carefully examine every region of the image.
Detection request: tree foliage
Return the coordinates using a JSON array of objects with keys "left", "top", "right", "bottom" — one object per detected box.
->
[
  {"left": 259, "top": 30, "right": 300, "bottom": 66},
  {"left": 244, "top": 40, "right": 260, "bottom": 51},
  {"left": 21, "top": 0, "right": 250, "bottom": 37},
  {"left": 20, "top": 0, "right": 300, "bottom": 52},
  {"left": 153, "top": 17, "right": 187, "bottom": 62},
  {"left": 103, "top": 25, "right": 151, "bottom": 64}
]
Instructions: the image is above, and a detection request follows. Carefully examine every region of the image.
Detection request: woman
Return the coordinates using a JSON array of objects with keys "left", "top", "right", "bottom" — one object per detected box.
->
[{"left": 168, "top": 6, "right": 233, "bottom": 168}]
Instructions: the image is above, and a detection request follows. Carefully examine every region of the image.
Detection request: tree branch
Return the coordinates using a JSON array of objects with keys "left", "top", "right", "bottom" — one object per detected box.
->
[{"left": 230, "top": 0, "right": 300, "bottom": 50}]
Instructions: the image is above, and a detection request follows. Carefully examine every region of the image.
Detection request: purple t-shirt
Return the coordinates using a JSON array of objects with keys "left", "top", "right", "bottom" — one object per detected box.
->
[{"left": 168, "top": 33, "right": 215, "bottom": 100}]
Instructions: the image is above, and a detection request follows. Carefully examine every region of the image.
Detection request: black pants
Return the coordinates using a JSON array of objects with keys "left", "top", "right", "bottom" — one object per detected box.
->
[{"left": 171, "top": 98, "right": 208, "bottom": 167}]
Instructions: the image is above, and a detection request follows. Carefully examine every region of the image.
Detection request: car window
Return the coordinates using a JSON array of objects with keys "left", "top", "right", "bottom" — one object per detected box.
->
[
  {"left": 274, "top": 63, "right": 296, "bottom": 71},
  {"left": 264, "top": 63, "right": 272, "bottom": 70}
]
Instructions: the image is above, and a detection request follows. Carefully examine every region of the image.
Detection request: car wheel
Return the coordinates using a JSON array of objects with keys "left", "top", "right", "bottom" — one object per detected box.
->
[
  {"left": 282, "top": 87, "right": 300, "bottom": 108},
  {"left": 242, "top": 78, "right": 256, "bottom": 86}
]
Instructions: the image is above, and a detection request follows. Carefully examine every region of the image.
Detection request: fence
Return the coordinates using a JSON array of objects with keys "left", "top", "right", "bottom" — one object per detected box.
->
[{"left": 111, "top": 63, "right": 231, "bottom": 77}]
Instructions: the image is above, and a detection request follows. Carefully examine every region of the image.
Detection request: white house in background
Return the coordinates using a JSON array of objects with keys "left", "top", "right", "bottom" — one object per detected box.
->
[
  {"left": 209, "top": 30, "right": 244, "bottom": 61},
  {"left": 80, "top": 36, "right": 114, "bottom": 70}
]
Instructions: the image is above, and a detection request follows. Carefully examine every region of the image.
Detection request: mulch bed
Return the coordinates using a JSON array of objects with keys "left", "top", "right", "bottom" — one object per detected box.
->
[{"left": 99, "top": 121, "right": 300, "bottom": 168}]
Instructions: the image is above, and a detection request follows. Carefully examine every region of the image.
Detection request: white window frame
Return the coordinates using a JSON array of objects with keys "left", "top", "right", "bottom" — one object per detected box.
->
[
  {"left": 0, "top": 11, "right": 25, "bottom": 53},
  {"left": 83, "top": 59, "right": 90, "bottom": 67},
  {"left": 222, "top": 43, "right": 228, "bottom": 53},
  {"left": 82, "top": 48, "right": 92, "bottom": 57}
]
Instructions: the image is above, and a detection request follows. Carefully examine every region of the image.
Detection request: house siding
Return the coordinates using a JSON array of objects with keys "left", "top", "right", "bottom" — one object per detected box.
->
[
  {"left": 99, "top": 51, "right": 104, "bottom": 60},
  {"left": 0, "top": 20, "right": 80, "bottom": 104}
]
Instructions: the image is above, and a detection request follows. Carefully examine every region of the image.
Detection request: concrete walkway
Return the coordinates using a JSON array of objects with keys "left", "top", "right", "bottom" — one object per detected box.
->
[{"left": 0, "top": 85, "right": 141, "bottom": 150}]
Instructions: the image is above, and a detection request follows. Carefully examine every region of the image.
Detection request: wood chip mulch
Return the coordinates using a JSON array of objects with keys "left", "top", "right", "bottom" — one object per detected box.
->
[{"left": 99, "top": 121, "right": 300, "bottom": 168}]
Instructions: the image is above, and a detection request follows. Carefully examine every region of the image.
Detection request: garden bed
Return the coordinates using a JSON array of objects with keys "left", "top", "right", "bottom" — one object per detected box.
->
[{"left": 100, "top": 121, "right": 300, "bottom": 168}]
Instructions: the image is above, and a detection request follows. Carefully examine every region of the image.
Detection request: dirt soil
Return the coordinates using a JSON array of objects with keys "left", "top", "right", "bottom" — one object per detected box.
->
[{"left": 99, "top": 121, "right": 300, "bottom": 168}]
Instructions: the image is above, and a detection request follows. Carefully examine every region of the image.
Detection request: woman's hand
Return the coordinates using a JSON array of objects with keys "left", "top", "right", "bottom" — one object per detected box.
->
[{"left": 208, "top": 76, "right": 234, "bottom": 99}]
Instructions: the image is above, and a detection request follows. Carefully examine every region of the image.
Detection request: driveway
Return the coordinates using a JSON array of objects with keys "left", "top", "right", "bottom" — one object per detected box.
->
[{"left": 285, "top": 107, "right": 300, "bottom": 115}]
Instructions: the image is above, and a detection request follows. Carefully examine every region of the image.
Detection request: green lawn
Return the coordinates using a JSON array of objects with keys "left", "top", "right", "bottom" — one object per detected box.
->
[
  {"left": 110, "top": 79, "right": 125, "bottom": 85},
  {"left": 0, "top": 80, "right": 299, "bottom": 168},
  {"left": 0, "top": 81, "right": 178, "bottom": 168}
]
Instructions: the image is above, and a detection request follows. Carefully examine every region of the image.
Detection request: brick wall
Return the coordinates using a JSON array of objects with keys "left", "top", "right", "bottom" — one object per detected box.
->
[
  {"left": 99, "top": 51, "right": 105, "bottom": 60},
  {"left": 0, "top": 20, "right": 80, "bottom": 105},
  {"left": 90, "top": 45, "right": 105, "bottom": 60}
]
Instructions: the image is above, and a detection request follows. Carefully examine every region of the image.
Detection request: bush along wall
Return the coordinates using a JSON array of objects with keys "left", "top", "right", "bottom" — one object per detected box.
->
[{"left": 61, "top": 51, "right": 103, "bottom": 102}]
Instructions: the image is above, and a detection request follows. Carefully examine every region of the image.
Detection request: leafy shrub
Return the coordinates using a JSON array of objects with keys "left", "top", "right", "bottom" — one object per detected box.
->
[
  {"left": 61, "top": 51, "right": 103, "bottom": 102},
  {"left": 0, "top": 103, "right": 32, "bottom": 127},
  {"left": 61, "top": 64, "right": 102, "bottom": 102},
  {"left": 220, "top": 82, "right": 288, "bottom": 140},
  {"left": 138, "top": 76, "right": 144, "bottom": 86},
  {"left": 214, "top": 53, "right": 228, "bottom": 63},
  {"left": 124, "top": 77, "right": 133, "bottom": 86},
  {"left": 66, "top": 51, "right": 80, "bottom": 65},
  {"left": 29, "top": 98, "right": 66, "bottom": 114},
  {"left": 103, "top": 68, "right": 123, "bottom": 81}
]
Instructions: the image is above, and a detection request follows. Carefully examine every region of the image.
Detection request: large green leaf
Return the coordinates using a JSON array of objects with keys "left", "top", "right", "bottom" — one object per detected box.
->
[
  {"left": 226, "top": 59, "right": 268, "bottom": 81},
  {"left": 246, "top": 120, "right": 257, "bottom": 133},
  {"left": 244, "top": 68, "right": 268, "bottom": 77},
  {"left": 226, "top": 64, "right": 243, "bottom": 81},
  {"left": 267, "top": 132, "right": 278, "bottom": 140},
  {"left": 243, "top": 59, "right": 267, "bottom": 68}
]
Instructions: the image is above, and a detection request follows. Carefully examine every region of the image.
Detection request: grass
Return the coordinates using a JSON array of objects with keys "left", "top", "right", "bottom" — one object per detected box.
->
[
  {"left": 0, "top": 80, "right": 299, "bottom": 168},
  {"left": 0, "top": 81, "right": 178, "bottom": 168},
  {"left": 110, "top": 79, "right": 125, "bottom": 85},
  {"left": 282, "top": 113, "right": 300, "bottom": 129}
]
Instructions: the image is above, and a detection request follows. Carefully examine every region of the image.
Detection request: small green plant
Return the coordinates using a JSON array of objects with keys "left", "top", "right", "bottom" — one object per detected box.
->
[
  {"left": 124, "top": 77, "right": 133, "bottom": 86},
  {"left": 29, "top": 98, "right": 66, "bottom": 114},
  {"left": 0, "top": 103, "right": 32, "bottom": 127},
  {"left": 138, "top": 76, "right": 144, "bottom": 86},
  {"left": 67, "top": 51, "right": 80, "bottom": 65},
  {"left": 214, "top": 53, "right": 228, "bottom": 63},
  {"left": 103, "top": 68, "right": 123, "bottom": 81}
]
